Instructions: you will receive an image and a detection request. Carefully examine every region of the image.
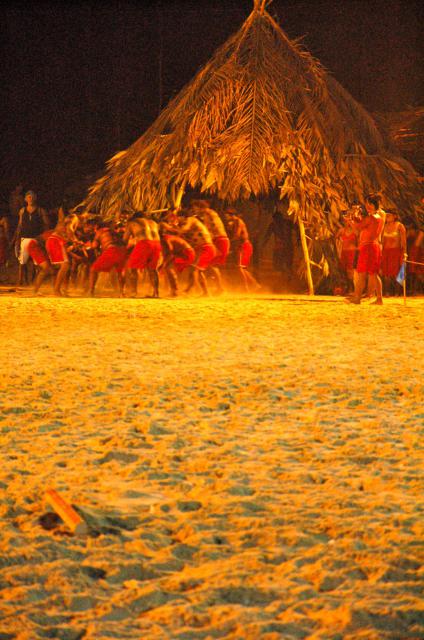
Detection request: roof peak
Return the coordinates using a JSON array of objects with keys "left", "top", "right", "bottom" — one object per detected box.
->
[{"left": 253, "top": 0, "right": 268, "bottom": 15}]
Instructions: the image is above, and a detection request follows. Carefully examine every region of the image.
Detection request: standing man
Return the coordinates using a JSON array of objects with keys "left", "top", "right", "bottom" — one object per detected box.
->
[
  {"left": 348, "top": 193, "right": 385, "bottom": 305},
  {"left": 223, "top": 207, "right": 260, "bottom": 292},
  {"left": 173, "top": 209, "right": 216, "bottom": 296},
  {"left": 190, "top": 200, "right": 229, "bottom": 294},
  {"left": 124, "top": 214, "right": 162, "bottom": 298},
  {"left": 14, "top": 190, "right": 50, "bottom": 285},
  {"left": 89, "top": 221, "right": 128, "bottom": 297}
]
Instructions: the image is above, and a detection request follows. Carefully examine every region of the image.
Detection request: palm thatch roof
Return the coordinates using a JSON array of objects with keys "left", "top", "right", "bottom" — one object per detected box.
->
[
  {"left": 373, "top": 107, "right": 424, "bottom": 175},
  {"left": 80, "top": 2, "right": 423, "bottom": 234}
]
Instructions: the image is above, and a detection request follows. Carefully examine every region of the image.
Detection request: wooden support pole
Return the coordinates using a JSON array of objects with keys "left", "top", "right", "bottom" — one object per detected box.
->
[
  {"left": 298, "top": 216, "right": 314, "bottom": 295},
  {"left": 174, "top": 178, "right": 187, "bottom": 208}
]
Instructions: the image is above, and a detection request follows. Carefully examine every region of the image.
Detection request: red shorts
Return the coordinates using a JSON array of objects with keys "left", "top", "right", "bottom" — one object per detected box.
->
[
  {"left": 195, "top": 244, "right": 216, "bottom": 270},
  {"left": 127, "top": 240, "right": 162, "bottom": 270},
  {"left": 356, "top": 243, "right": 381, "bottom": 275},
  {"left": 173, "top": 247, "right": 195, "bottom": 272},
  {"left": 340, "top": 249, "right": 356, "bottom": 271},
  {"left": 239, "top": 241, "right": 253, "bottom": 268},
  {"left": 211, "top": 236, "right": 230, "bottom": 266},
  {"left": 28, "top": 240, "right": 48, "bottom": 266},
  {"left": 409, "top": 245, "right": 424, "bottom": 274},
  {"left": 91, "top": 246, "right": 128, "bottom": 273},
  {"left": 46, "top": 235, "right": 68, "bottom": 264},
  {"left": 381, "top": 247, "right": 403, "bottom": 277},
  {"left": 0, "top": 237, "right": 6, "bottom": 265}
]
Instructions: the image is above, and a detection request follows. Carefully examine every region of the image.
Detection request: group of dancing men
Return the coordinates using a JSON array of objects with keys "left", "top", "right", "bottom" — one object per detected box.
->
[
  {"left": 1, "top": 189, "right": 422, "bottom": 300},
  {"left": 3, "top": 191, "right": 259, "bottom": 297}
]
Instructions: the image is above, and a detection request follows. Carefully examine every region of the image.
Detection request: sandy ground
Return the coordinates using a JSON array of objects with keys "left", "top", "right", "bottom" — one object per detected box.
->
[{"left": 0, "top": 290, "right": 423, "bottom": 640}]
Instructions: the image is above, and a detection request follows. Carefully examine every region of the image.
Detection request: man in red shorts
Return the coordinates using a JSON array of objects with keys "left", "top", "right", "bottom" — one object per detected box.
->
[
  {"left": 159, "top": 213, "right": 195, "bottom": 297},
  {"left": 89, "top": 221, "right": 128, "bottom": 297},
  {"left": 189, "top": 200, "right": 229, "bottom": 294},
  {"left": 348, "top": 193, "right": 385, "bottom": 305},
  {"left": 224, "top": 207, "right": 260, "bottom": 292},
  {"left": 44, "top": 208, "right": 79, "bottom": 296},
  {"left": 171, "top": 209, "right": 216, "bottom": 296},
  {"left": 124, "top": 213, "right": 162, "bottom": 297}
]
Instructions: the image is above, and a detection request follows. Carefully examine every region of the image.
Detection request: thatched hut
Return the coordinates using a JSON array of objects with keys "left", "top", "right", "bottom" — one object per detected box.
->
[{"left": 80, "top": 0, "right": 423, "bottom": 292}]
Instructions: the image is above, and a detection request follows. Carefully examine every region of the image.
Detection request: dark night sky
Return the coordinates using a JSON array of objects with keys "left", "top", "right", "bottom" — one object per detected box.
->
[{"left": 1, "top": 0, "right": 423, "bottom": 206}]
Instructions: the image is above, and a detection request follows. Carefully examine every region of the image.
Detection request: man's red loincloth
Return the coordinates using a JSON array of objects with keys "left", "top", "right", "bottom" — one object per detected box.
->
[
  {"left": 28, "top": 240, "right": 48, "bottom": 266},
  {"left": 195, "top": 243, "right": 216, "bottom": 270},
  {"left": 46, "top": 234, "right": 68, "bottom": 264},
  {"left": 173, "top": 247, "right": 195, "bottom": 272},
  {"left": 239, "top": 240, "right": 253, "bottom": 268},
  {"left": 91, "top": 246, "right": 128, "bottom": 273},
  {"left": 127, "top": 239, "right": 162, "bottom": 270},
  {"left": 356, "top": 242, "right": 381, "bottom": 275},
  {"left": 381, "top": 247, "right": 403, "bottom": 277},
  {"left": 211, "top": 236, "right": 230, "bottom": 266}
]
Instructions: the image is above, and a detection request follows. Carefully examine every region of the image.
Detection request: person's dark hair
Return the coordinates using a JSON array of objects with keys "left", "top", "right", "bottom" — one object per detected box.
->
[
  {"left": 386, "top": 210, "right": 398, "bottom": 220},
  {"left": 365, "top": 193, "right": 381, "bottom": 209},
  {"left": 190, "top": 199, "right": 209, "bottom": 209}
]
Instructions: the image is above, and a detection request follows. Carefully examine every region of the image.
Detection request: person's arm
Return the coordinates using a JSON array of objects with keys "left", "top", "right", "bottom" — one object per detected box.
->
[
  {"left": 398, "top": 223, "right": 407, "bottom": 254},
  {"left": 176, "top": 219, "right": 191, "bottom": 234},
  {"left": 123, "top": 225, "right": 132, "bottom": 245},
  {"left": 1, "top": 217, "right": 9, "bottom": 242}
]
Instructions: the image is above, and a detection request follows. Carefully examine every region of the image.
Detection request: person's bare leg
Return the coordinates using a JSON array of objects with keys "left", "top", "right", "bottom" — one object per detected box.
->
[
  {"left": 243, "top": 268, "right": 260, "bottom": 292},
  {"left": 148, "top": 269, "right": 159, "bottom": 298},
  {"left": 54, "top": 263, "right": 70, "bottom": 296},
  {"left": 198, "top": 270, "right": 209, "bottom": 296},
  {"left": 369, "top": 274, "right": 383, "bottom": 304},
  {"left": 125, "top": 268, "right": 137, "bottom": 297},
  {"left": 166, "top": 267, "right": 178, "bottom": 296},
  {"left": 116, "top": 269, "right": 125, "bottom": 297},
  {"left": 17, "top": 264, "right": 24, "bottom": 286},
  {"left": 209, "top": 267, "right": 224, "bottom": 294},
  {"left": 184, "top": 267, "right": 196, "bottom": 293},
  {"left": 89, "top": 269, "right": 98, "bottom": 296},
  {"left": 33, "top": 262, "right": 50, "bottom": 294},
  {"left": 350, "top": 271, "right": 366, "bottom": 304}
]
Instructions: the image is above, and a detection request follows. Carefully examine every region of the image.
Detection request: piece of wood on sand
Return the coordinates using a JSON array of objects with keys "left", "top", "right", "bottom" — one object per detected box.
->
[{"left": 45, "top": 488, "right": 88, "bottom": 535}]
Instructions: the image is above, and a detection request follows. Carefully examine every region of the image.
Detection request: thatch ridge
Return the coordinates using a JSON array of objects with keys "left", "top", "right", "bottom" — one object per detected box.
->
[{"left": 80, "top": 7, "right": 423, "bottom": 232}]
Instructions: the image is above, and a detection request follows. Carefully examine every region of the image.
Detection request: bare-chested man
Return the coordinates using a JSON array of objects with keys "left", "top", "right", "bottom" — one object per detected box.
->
[
  {"left": 224, "top": 207, "right": 260, "bottom": 292},
  {"left": 89, "top": 221, "right": 128, "bottom": 297},
  {"left": 169, "top": 209, "right": 216, "bottom": 296},
  {"left": 159, "top": 213, "right": 196, "bottom": 297},
  {"left": 45, "top": 208, "right": 79, "bottom": 296},
  {"left": 189, "top": 200, "right": 229, "bottom": 293},
  {"left": 348, "top": 193, "right": 385, "bottom": 305},
  {"left": 124, "top": 213, "right": 162, "bottom": 297}
]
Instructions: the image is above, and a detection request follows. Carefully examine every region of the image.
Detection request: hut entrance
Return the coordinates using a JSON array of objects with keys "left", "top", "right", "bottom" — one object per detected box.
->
[{"left": 233, "top": 199, "right": 303, "bottom": 294}]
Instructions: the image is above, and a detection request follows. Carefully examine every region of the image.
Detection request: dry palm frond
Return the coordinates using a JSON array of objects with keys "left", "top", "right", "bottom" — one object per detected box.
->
[{"left": 79, "top": 6, "right": 423, "bottom": 232}]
